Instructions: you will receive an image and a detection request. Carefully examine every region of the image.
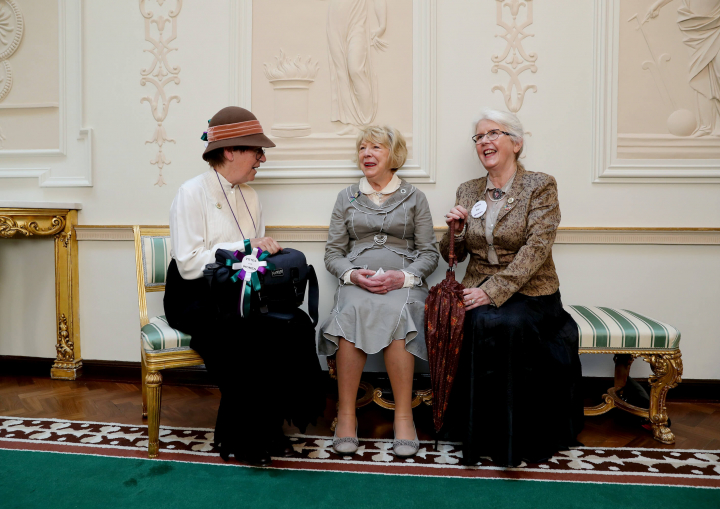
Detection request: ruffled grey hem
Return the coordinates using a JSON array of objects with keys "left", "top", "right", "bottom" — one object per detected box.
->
[{"left": 318, "top": 304, "right": 428, "bottom": 361}]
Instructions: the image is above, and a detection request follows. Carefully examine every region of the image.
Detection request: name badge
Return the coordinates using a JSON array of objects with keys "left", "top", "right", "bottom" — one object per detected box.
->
[{"left": 471, "top": 200, "right": 487, "bottom": 218}]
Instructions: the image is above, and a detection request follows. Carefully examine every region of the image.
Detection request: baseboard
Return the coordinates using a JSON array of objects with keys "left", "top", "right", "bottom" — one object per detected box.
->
[
  {"left": 1, "top": 356, "right": 718, "bottom": 401},
  {"left": 0, "top": 356, "right": 214, "bottom": 387}
]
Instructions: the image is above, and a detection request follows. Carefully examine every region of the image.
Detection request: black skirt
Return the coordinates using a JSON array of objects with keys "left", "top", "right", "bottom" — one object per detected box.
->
[
  {"left": 448, "top": 291, "right": 584, "bottom": 467},
  {"left": 163, "top": 259, "right": 326, "bottom": 453}
]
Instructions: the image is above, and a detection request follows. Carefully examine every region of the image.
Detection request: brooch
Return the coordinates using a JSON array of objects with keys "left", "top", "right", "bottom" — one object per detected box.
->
[{"left": 374, "top": 234, "right": 388, "bottom": 246}]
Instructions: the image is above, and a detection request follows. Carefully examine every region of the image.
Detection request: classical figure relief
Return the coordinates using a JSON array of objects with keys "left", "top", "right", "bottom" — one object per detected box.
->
[
  {"left": 644, "top": 0, "right": 720, "bottom": 136},
  {"left": 323, "top": 0, "right": 388, "bottom": 134}
]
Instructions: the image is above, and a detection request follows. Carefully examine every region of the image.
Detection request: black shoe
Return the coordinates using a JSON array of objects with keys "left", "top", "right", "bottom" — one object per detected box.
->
[
  {"left": 235, "top": 446, "right": 272, "bottom": 467},
  {"left": 267, "top": 434, "right": 295, "bottom": 458}
]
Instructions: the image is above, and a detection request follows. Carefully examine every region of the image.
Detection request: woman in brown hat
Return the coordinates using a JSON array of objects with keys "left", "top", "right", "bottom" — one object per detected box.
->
[{"left": 164, "top": 107, "right": 325, "bottom": 466}]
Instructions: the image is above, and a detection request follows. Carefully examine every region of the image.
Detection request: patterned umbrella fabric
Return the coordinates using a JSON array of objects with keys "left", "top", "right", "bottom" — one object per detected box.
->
[{"left": 424, "top": 222, "right": 466, "bottom": 433}]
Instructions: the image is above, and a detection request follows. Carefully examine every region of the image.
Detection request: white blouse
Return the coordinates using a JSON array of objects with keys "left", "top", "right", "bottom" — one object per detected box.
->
[{"left": 169, "top": 169, "right": 265, "bottom": 279}]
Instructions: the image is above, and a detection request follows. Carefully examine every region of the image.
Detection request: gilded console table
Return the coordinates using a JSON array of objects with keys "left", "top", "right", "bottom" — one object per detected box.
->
[{"left": 0, "top": 201, "right": 83, "bottom": 380}]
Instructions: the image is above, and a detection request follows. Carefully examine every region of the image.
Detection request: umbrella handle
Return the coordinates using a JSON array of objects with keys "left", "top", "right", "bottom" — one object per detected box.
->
[{"left": 448, "top": 221, "right": 456, "bottom": 269}]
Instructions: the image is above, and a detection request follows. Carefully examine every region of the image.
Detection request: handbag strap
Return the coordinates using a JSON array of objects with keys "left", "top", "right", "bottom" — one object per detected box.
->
[{"left": 307, "top": 265, "right": 319, "bottom": 326}]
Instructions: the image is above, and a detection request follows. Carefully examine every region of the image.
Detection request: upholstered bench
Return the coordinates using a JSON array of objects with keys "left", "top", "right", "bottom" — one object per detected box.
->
[
  {"left": 569, "top": 305, "right": 682, "bottom": 444},
  {"left": 329, "top": 305, "right": 683, "bottom": 445},
  {"left": 134, "top": 226, "right": 204, "bottom": 459}
]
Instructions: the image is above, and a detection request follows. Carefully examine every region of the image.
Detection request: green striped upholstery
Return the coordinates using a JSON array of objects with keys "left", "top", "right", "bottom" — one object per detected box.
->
[
  {"left": 566, "top": 305, "right": 681, "bottom": 350},
  {"left": 141, "top": 315, "right": 192, "bottom": 351},
  {"left": 141, "top": 236, "right": 172, "bottom": 287}
]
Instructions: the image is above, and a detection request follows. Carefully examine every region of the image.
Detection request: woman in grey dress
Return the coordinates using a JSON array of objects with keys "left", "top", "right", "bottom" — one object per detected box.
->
[{"left": 319, "top": 126, "right": 439, "bottom": 457}]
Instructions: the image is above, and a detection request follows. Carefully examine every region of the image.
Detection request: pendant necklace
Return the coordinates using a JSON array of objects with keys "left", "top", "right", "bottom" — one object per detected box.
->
[{"left": 488, "top": 188, "right": 505, "bottom": 202}]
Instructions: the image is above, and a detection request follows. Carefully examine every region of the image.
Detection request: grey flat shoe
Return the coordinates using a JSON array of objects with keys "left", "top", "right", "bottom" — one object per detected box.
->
[
  {"left": 393, "top": 423, "right": 419, "bottom": 458},
  {"left": 333, "top": 419, "right": 359, "bottom": 455}
]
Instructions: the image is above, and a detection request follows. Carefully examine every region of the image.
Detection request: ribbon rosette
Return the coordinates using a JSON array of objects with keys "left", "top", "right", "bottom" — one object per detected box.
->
[{"left": 227, "top": 239, "right": 275, "bottom": 317}]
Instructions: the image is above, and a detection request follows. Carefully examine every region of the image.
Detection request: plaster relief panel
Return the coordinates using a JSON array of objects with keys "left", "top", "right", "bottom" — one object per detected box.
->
[
  {"left": 0, "top": 0, "right": 59, "bottom": 151},
  {"left": 140, "top": 0, "right": 182, "bottom": 187},
  {"left": 250, "top": 0, "right": 414, "bottom": 162},
  {"left": 618, "top": 0, "right": 720, "bottom": 159},
  {"left": 491, "top": 0, "right": 538, "bottom": 113}
]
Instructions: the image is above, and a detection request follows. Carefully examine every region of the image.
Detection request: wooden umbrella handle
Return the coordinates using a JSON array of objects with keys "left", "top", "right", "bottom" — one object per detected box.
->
[{"left": 448, "top": 221, "right": 456, "bottom": 268}]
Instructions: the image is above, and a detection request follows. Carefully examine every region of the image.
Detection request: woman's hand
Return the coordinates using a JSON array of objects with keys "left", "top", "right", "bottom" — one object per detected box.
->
[
  {"left": 445, "top": 205, "right": 469, "bottom": 232},
  {"left": 350, "top": 269, "right": 384, "bottom": 294},
  {"left": 370, "top": 270, "right": 406, "bottom": 293},
  {"left": 462, "top": 288, "right": 491, "bottom": 310},
  {"left": 350, "top": 269, "right": 405, "bottom": 294},
  {"left": 250, "top": 237, "right": 282, "bottom": 255}
]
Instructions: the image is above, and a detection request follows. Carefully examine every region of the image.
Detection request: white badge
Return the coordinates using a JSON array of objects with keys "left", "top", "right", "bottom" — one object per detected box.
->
[{"left": 471, "top": 200, "right": 487, "bottom": 218}]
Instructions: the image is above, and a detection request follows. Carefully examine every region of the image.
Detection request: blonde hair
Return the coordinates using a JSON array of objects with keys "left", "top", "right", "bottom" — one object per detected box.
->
[{"left": 354, "top": 125, "right": 408, "bottom": 172}]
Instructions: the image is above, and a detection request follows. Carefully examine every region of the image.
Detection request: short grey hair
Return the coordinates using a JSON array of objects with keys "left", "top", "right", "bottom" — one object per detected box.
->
[{"left": 475, "top": 109, "right": 525, "bottom": 160}]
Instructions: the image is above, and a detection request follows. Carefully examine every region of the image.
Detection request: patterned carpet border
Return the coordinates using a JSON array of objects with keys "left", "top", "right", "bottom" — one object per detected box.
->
[{"left": 1, "top": 416, "right": 719, "bottom": 489}]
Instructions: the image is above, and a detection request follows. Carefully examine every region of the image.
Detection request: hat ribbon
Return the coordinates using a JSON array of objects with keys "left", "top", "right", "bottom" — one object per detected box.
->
[{"left": 206, "top": 120, "right": 264, "bottom": 143}]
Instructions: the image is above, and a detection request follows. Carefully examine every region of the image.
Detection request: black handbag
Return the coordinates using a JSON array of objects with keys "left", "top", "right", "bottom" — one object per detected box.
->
[{"left": 203, "top": 248, "right": 319, "bottom": 325}]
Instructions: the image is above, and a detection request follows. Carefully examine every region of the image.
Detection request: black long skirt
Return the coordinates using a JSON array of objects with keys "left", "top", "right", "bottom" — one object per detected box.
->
[
  {"left": 448, "top": 291, "right": 584, "bottom": 467},
  {"left": 163, "top": 259, "right": 326, "bottom": 455}
]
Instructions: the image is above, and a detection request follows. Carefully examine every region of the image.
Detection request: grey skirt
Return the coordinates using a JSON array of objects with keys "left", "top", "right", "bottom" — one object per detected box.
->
[{"left": 318, "top": 247, "right": 429, "bottom": 361}]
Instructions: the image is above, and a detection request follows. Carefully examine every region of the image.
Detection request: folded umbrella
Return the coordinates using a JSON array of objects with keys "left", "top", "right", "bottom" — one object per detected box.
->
[{"left": 424, "top": 221, "right": 466, "bottom": 433}]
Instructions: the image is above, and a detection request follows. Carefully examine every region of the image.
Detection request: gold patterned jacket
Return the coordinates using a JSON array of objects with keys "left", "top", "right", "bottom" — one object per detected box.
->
[{"left": 439, "top": 166, "right": 561, "bottom": 307}]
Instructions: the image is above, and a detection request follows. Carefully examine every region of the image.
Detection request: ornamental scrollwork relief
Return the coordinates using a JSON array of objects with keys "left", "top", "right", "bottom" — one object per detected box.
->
[
  {"left": 140, "top": 0, "right": 182, "bottom": 187},
  {"left": 56, "top": 314, "right": 75, "bottom": 362},
  {"left": 0, "top": 215, "right": 66, "bottom": 238},
  {"left": 0, "top": 0, "right": 24, "bottom": 105},
  {"left": 491, "top": 0, "right": 537, "bottom": 113}
]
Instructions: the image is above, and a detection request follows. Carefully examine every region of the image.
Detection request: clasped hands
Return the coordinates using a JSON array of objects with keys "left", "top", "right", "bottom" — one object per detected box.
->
[{"left": 350, "top": 269, "right": 405, "bottom": 294}]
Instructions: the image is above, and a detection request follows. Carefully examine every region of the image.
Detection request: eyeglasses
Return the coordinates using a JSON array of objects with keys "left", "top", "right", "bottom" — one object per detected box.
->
[
  {"left": 253, "top": 148, "right": 265, "bottom": 160},
  {"left": 472, "top": 130, "right": 511, "bottom": 144}
]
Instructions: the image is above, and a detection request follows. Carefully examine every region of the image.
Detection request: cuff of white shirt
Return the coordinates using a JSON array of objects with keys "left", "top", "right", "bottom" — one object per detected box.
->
[
  {"left": 342, "top": 269, "right": 355, "bottom": 285},
  {"left": 401, "top": 270, "right": 420, "bottom": 288}
]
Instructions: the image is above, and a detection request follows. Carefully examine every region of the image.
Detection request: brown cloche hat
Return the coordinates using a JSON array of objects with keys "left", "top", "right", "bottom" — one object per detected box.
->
[{"left": 202, "top": 106, "right": 275, "bottom": 158}]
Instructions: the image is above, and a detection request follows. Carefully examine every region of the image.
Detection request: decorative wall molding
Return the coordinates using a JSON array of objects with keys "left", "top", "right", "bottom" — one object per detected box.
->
[
  {"left": 140, "top": 0, "right": 182, "bottom": 187},
  {"left": 0, "top": 0, "right": 23, "bottom": 149},
  {"left": 491, "top": 0, "right": 537, "bottom": 113},
  {"left": 0, "top": 0, "right": 93, "bottom": 187},
  {"left": 74, "top": 225, "right": 720, "bottom": 246},
  {"left": 592, "top": 0, "right": 720, "bottom": 183},
  {"left": 264, "top": 50, "right": 319, "bottom": 138},
  {"left": 229, "top": 0, "right": 437, "bottom": 185}
]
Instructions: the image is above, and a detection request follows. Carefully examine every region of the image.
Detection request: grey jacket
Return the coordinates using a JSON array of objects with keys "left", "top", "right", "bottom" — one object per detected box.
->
[{"left": 325, "top": 180, "right": 439, "bottom": 282}]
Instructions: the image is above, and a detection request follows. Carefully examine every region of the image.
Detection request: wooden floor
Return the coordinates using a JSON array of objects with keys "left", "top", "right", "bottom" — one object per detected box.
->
[{"left": 1, "top": 375, "right": 719, "bottom": 451}]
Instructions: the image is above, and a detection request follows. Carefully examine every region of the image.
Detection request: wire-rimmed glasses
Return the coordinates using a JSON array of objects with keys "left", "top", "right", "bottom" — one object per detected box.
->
[{"left": 472, "top": 130, "right": 511, "bottom": 144}]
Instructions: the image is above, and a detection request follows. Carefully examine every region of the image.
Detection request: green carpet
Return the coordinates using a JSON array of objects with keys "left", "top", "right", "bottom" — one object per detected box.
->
[{"left": 1, "top": 449, "right": 718, "bottom": 509}]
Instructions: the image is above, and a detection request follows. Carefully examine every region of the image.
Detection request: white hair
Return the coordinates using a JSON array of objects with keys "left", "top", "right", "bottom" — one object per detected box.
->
[{"left": 474, "top": 109, "right": 525, "bottom": 161}]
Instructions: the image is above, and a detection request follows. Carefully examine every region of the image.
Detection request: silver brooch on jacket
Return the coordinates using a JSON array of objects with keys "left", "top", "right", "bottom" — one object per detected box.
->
[{"left": 374, "top": 234, "right": 388, "bottom": 246}]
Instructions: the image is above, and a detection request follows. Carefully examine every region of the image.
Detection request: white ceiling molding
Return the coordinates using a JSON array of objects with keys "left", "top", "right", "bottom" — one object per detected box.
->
[
  {"left": 592, "top": 0, "right": 720, "bottom": 183},
  {"left": 228, "top": 0, "right": 437, "bottom": 185},
  {"left": 0, "top": 0, "right": 92, "bottom": 187}
]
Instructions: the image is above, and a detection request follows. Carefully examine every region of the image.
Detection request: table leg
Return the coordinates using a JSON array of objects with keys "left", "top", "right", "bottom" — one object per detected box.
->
[{"left": 51, "top": 211, "right": 83, "bottom": 380}]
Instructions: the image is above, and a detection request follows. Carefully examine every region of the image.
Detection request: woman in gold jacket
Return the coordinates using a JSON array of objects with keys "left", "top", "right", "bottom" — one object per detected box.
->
[{"left": 440, "top": 109, "right": 583, "bottom": 467}]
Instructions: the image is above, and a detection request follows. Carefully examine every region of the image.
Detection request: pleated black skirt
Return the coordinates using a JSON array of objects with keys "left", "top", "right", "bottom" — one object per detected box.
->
[
  {"left": 163, "top": 259, "right": 326, "bottom": 455},
  {"left": 448, "top": 291, "right": 584, "bottom": 467}
]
